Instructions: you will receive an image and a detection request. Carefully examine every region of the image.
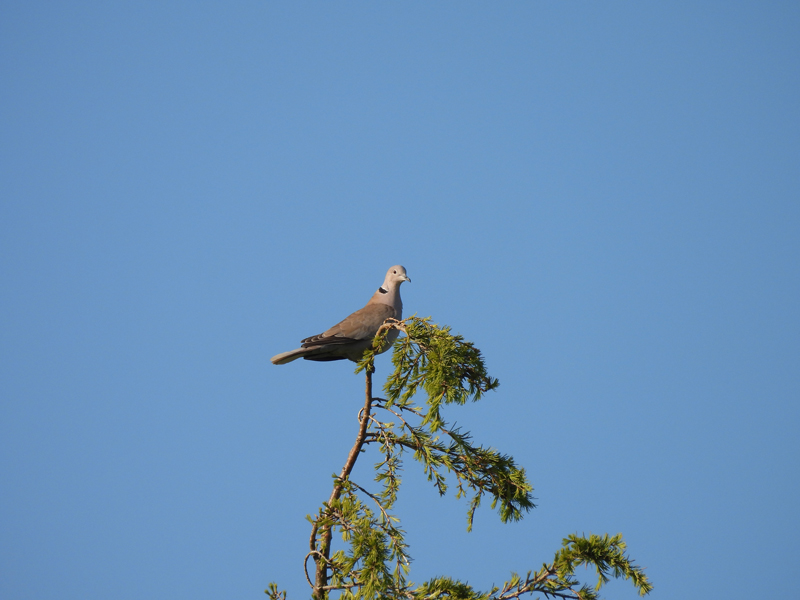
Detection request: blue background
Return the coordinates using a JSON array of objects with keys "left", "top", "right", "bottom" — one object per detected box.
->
[{"left": 2, "top": 2, "right": 798, "bottom": 599}]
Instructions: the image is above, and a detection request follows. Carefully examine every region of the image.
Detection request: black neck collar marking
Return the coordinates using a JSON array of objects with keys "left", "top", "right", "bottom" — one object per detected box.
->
[{"left": 378, "top": 287, "right": 388, "bottom": 294}]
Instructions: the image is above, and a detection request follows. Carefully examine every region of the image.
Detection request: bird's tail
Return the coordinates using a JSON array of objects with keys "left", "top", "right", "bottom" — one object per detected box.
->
[{"left": 270, "top": 348, "right": 307, "bottom": 365}]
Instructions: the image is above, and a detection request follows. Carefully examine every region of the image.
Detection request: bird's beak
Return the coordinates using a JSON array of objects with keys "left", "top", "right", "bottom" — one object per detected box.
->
[{"left": 404, "top": 275, "right": 411, "bottom": 282}]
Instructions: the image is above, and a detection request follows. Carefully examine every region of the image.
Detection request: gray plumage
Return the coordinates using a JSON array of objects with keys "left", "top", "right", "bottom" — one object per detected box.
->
[{"left": 271, "top": 265, "right": 411, "bottom": 365}]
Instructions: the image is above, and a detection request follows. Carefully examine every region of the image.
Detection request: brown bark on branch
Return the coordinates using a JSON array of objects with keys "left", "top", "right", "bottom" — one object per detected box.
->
[{"left": 310, "top": 369, "right": 374, "bottom": 600}]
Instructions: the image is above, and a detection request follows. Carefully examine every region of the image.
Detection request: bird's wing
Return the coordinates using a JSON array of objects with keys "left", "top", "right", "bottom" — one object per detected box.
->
[{"left": 301, "top": 303, "right": 396, "bottom": 348}]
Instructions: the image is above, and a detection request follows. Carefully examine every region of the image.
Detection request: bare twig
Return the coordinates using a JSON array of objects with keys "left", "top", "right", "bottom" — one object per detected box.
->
[{"left": 303, "top": 551, "right": 326, "bottom": 588}]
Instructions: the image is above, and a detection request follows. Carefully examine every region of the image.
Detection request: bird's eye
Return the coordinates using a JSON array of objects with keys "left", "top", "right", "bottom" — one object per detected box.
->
[{"left": 393, "top": 270, "right": 396, "bottom": 274}]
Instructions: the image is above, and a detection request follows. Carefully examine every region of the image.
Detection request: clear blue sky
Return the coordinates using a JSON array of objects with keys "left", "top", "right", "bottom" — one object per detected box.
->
[{"left": 1, "top": 2, "right": 798, "bottom": 599}]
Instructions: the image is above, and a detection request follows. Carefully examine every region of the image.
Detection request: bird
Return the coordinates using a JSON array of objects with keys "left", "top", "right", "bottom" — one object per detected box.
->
[{"left": 271, "top": 265, "right": 411, "bottom": 365}]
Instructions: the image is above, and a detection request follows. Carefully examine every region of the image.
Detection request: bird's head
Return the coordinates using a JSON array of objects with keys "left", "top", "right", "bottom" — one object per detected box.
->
[{"left": 384, "top": 265, "right": 411, "bottom": 289}]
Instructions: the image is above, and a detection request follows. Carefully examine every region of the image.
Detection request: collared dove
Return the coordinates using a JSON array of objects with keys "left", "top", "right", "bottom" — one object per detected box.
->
[{"left": 271, "top": 265, "right": 411, "bottom": 365}]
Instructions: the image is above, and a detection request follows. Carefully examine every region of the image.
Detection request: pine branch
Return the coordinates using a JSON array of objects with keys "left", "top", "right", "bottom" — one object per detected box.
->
[
  {"left": 268, "top": 317, "right": 652, "bottom": 600},
  {"left": 308, "top": 369, "right": 376, "bottom": 599}
]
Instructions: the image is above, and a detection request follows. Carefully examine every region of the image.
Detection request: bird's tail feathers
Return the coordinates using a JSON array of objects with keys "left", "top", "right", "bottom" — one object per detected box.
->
[
  {"left": 271, "top": 345, "right": 351, "bottom": 365},
  {"left": 270, "top": 348, "right": 307, "bottom": 365}
]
